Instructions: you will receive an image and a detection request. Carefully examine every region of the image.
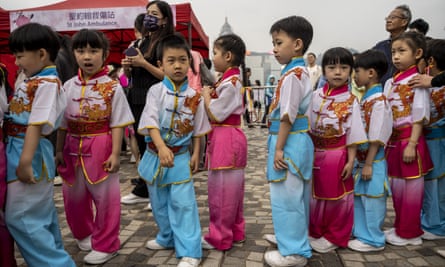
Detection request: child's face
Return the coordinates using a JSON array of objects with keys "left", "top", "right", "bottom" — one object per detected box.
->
[
  {"left": 74, "top": 44, "right": 105, "bottom": 79},
  {"left": 271, "top": 30, "right": 300, "bottom": 65},
  {"left": 354, "top": 67, "right": 371, "bottom": 88},
  {"left": 159, "top": 47, "right": 190, "bottom": 86},
  {"left": 391, "top": 40, "right": 421, "bottom": 72},
  {"left": 14, "top": 50, "right": 46, "bottom": 78},
  {"left": 212, "top": 46, "right": 230, "bottom": 73},
  {"left": 324, "top": 63, "right": 351, "bottom": 88}
]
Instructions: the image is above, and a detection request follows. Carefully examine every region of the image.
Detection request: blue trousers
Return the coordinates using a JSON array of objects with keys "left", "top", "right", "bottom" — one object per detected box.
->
[
  {"left": 148, "top": 180, "right": 202, "bottom": 259},
  {"left": 270, "top": 173, "right": 311, "bottom": 258}
]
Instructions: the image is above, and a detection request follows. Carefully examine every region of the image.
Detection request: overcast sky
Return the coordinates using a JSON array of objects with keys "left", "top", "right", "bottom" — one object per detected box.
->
[{"left": 168, "top": 0, "right": 445, "bottom": 55}]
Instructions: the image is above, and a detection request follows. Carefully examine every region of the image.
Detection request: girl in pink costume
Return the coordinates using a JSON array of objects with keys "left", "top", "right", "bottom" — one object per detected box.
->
[
  {"left": 308, "top": 47, "right": 367, "bottom": 253},
  {"left": 384, "top": 31, "right": 433, "bottom": 246},
  {"left": 201, "top": 34, "right": 248, "bottom": 250},
  {"left": 56, "top": 29, "right": 134, "bottom": 265}
]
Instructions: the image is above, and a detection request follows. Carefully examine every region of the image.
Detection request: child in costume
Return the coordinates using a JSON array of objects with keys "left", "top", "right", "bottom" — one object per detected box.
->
[
  {"left": 56, "top": 29, "right": 134, "bottom": 265},
  {"left": 4, "top": 23, "right": 75, "bottom": 267},
  {"left": 419, "top": 39, "right": 445, "bottom": 240},
  {"left": 201, "top": 34, "right": 248, "bottom": 251},
  {"left": 262, "top": 16, "right": 314, "bottom": 267},
  {"left": 308, "top": 47, "right": 367, "bottom": 253},
  {"left": 384, "top": 31, "right": 433, "bottom": 246},
  {"left": 348, "top": 49, "right": 393, "bottom": 252},
  {"left": 138, "top": 34, "right": 210, "bottom": 267}
]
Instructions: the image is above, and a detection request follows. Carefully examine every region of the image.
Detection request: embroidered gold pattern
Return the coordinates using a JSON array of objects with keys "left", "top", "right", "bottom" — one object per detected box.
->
[
  {"left": 81, "top": 81, "right": 116, "bottom": 121},
  {"left": 9, "top": 78, "right": 60, "bottom": 114},
  {"left": 389, "top": 84, "right": 413, "bottom": 120},
  {"left": 323, "top": 94, "right": 355, "bottom": 134},
  {"left": 430, "top": 86, "right": 445, "bottom": 124},
  {"left": 269, "top": 68, "right": 303, "bottom": 112},
  {"left": 184, "top": 93, "right": 201, "bottom": 115},
  {"left": 362, "top": 95, "right": 386, "bottom": 132}
]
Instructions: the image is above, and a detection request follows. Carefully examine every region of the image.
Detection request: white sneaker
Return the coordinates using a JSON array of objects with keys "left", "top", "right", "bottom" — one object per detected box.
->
[
  {"left": 310, "top": 237, "right": 338, "bottom": 253},
  {"left": 76, "top": 235, "right": 92, "bottom": 251},
  {"left": 146, "top": 239, "right": 168, "bottom": 250},
  {"left": 177, "top": 257, "right": 201, "bottom": 267},
  {"left": 384, "top": 228, "right": 395, "bottom": 237},
  {"left": 143, "top": 202, "right": 152, "bottom": 211},
  {"left": 264, "top": 250, "right": 307, "bottom": 267},
  {"left": 421, "top": 230, "right": 445, "bottom": 240},
  {"left": 263, "top": 234, "right": 277, "bottom": 245},
  {"left": 201, "top": 237, "right": 215, "bottom": 250},
  {"left": 121, "top": 193, "right": 149, "bottom": 204},
  {"left": 83, "top": 250, "right": 117, "bottom": 264},
  {"left": 347, "top": 239, "right": 384, "bottom": 252},
  {"left": 386, "top": 231, "right": 422, "bottom": 246},
  {"left": 53, "top": 176, "right": 63, "bottom": 186}
]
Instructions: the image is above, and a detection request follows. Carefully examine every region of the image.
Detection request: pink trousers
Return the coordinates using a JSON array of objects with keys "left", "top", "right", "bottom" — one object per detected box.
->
[
  {"left": 390, "top": 177, "right": 424, "bottom": 238},
  {"left": 62, "top": 168, "right": 120, "bottom": 253},
  {"left": 205, "top": 169, "right": 245, "bottom": 250},
  {"left": 309, "top": 193, "right": 354, "bottom": 247}
]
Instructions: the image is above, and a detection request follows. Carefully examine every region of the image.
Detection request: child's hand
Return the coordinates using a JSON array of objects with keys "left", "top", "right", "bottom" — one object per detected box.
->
[
  {"left": 55, "top": 151, "right": 65, "bottom": 167},
  {"left": 103, "top": 154, "right": 120, "bottom": 173},
  {"left": 16, "top": 162, "right": 36, "bottom": 184},
  {"left": 190, "top": 152, "right": 199, "bottom": 173},
  {"left": 273, "top": 150, "right": 288, "bottom": 170},
  {"left": 202, "top": 86, "right": 213, "bottom": 97},
  {"left": 159, "top": 146, "right": 174, "bottom": 168},
  {"left": 341, "top": 161, "right": 354, "bottom": 180},
  {"left": 361, "top": 164, "right": 373, "bottom": 180},
  {"left": 403, "top": 143, "right": 416, "bottom": 163}
]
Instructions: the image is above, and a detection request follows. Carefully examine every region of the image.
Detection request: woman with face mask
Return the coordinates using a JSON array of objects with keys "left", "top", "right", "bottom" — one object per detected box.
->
[{"left": 121, "top": 0, "right": 175, "bottom": 205}]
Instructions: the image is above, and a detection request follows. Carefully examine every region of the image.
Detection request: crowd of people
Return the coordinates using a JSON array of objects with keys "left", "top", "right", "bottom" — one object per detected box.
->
[{"left": 0, "top": 1, "right": 444, "bottom": 267}]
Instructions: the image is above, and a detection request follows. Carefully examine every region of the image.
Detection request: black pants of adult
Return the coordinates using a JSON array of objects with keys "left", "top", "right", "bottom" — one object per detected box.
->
[{"left": 130, "top": 103, "right": 149, "bottom": 198}]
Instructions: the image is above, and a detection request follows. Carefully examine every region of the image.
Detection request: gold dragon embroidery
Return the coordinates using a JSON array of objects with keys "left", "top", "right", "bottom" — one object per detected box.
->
[
  {"left": 430, "top": 86, "right": 445, "bottom": 124},
  {"left": 362, "top": 95, "right": 386, "bottom": 132},
  {"left": 390, "top": 84, "right": 413, "bottom": 120},
  {"left": 9, "top": 78, "right": 60, "bottom": 114},
  {"left": 81, "top": 80, "right": 116, "bottom": 121}
]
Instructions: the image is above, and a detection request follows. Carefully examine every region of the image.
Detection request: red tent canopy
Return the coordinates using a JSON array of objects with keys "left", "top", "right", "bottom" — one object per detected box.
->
[{"left": 0, "top": 0, "right": 209, "bottom": 85}]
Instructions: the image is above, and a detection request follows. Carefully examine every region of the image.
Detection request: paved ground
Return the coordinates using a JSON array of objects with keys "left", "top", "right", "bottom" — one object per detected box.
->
[{"left": 14, "top": 125, "right": 445, "bottom": 267}]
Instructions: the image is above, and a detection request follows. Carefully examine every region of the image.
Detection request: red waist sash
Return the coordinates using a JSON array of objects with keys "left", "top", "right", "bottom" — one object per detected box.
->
[
  {"left": 147, "top": 142, "right": 184, "bottom": 154},
  {"left": 3, "top": 121, "right": 27, "bottom": 137},
  {"left": 67, "top": 120, "right": 110, "bottom": 135},
  {"left": 310, "top": 134, "right": 347, "bottom": 149},
  {"left": 211, "top": 114, "right": 241, "bottom": 127}
]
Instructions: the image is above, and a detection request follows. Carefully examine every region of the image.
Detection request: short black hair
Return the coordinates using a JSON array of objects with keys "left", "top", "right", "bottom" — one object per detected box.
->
[
  {"left": 425, "top": 39, "right": 445, "bottom": 71},
  {"left": 354, "top": 49, "right": 388, "bottom": 80},
  {"left": 72, "top": 29, "right": 110, "bottom": 53},
  {"left": 321, "top": 47, "right": 354, "bottom": 75},
  {"left": 156, "top": 33, "right": 191, "bottom": 61},
  {"left": 270, "top": 16, "right": 313, "bottom": 54},
  {"left": 409, "top": 18, "right": 429, "bottom": 35},
  {"left": 9, "top": 23, "right": 60, "bottom": 62}
]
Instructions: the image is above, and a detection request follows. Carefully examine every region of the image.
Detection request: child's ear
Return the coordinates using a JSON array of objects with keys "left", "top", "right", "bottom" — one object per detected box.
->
[
  {"left": 39, "top": 48, "right": 47, "bottom": 61},
  {"left": 294, "top": 38, "right": 303, "bottom": 53},
  {"left": 157, "top": 59, "right": 163, "bottom": 68},
  {"left": 414, "top": 48, "right": 423, "bottom": 60},
  {"left": 224, "top": 51, "right": 232, "bottom": 63},
  {"left": 428, "top": 56, "right": 435, "bottom": 67},
  {"left": 368, "top": 68, "right": 375, "bottom": 78}
]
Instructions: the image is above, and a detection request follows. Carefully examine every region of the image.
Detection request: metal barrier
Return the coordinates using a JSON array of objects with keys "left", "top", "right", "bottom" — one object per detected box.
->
[{"left": 244, "top": 85, "right": 276, "bottom": 127}]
